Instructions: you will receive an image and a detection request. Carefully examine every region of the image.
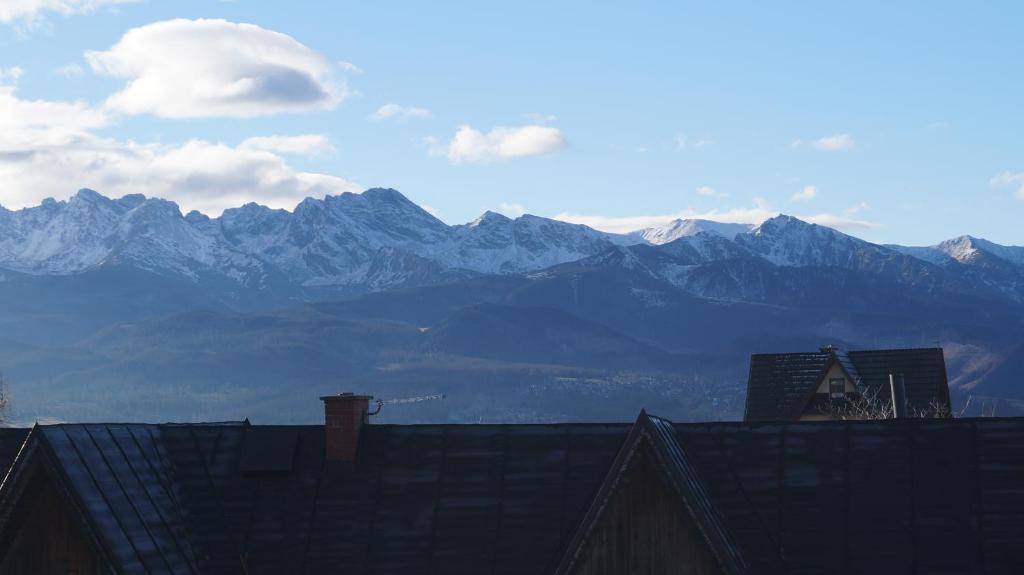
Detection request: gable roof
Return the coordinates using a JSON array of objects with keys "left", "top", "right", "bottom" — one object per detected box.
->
[
  {"left": 0, "top": 421, "right": 629, "bottom": 575},
  {"left": 745, "top": 347, "right": 950, "bottom": 421},
  {"left": 555, "top": 411, "right": 752, "bottom": 575}
]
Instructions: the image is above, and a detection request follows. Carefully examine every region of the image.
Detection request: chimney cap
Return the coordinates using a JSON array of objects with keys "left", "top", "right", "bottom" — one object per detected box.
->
[{"left": 320, "top": 393, "right": 374, "bottom": 401}]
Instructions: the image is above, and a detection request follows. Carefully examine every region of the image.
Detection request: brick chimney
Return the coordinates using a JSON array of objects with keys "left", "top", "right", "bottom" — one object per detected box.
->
[{"left": 320, "top": 393, "right": 373, "bottom": 462}]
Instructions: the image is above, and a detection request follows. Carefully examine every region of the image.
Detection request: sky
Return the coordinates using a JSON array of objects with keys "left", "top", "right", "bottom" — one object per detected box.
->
[{"left": 0, "top": 1, "right": 1022, "bottom": 246}]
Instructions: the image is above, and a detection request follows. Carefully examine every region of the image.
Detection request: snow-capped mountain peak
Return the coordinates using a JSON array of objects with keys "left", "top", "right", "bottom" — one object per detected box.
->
[
  {"left": 639, "top": 218, "right": 755, "bottom": 245},
  {"left": 892, "top": 235, "right": 1024, "bottom": 269}
]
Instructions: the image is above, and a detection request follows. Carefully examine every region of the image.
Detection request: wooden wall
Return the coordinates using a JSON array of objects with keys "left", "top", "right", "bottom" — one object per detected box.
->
[
  {"left": 571, "top": 447, "right": 726, "bottom": 575},
  {"left": 0, "top": 473, "right": 107, "bottom": 575}
]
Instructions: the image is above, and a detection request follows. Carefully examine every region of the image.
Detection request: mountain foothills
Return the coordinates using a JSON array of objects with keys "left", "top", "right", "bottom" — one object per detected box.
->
[{"left": 1, "top": 188, "right": 1022, "bottom": 423}]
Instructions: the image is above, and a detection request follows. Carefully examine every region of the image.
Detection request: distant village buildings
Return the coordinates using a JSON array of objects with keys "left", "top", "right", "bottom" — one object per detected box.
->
[{"left": 0, "top": 352, "right": 1020, "bottom": 573}]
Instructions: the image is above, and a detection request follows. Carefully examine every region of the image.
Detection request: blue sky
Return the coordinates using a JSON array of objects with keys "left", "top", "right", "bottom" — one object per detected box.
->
[{"left": 0, "top": 1, "right": 1022, "bottom": 245}]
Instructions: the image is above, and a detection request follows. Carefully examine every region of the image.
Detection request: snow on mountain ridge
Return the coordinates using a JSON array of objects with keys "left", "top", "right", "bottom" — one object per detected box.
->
[
  {"left": 0, "top": 188, "right": 633, "bottom": 289},
  {"left": 1, "top": 190, "right": 1020, "bottom": 296},
  {"left": 638, "top": 218, "right": 755, "bottom": 244},
  {"left": 892, "top": 236, "right": 1024, "bottom": 269}
]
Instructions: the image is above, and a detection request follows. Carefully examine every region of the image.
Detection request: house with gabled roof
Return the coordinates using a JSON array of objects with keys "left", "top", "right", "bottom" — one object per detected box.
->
[
  {"left": 744, "top": 346, "right": 952, "bottom": 421},
  {"left": 0, "top": 391, "right": 1022, "bottom": 574}
]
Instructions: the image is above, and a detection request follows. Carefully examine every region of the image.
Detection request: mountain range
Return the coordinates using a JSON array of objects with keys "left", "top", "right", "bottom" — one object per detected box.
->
[{"left": 1, "top": 188, "right": 1022, "bottom": 423}]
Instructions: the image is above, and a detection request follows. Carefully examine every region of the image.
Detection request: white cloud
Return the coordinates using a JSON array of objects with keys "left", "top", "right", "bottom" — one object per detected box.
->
[
  {"left": 790, "top": 185, "right": 818, "bottom": 202},
  {"left": 0, "top": 0, "right": 132, "bottom": 24},
  {"left": 696, "top": 187, "right": 729, "bottom": 200},
  {"left": 0, "top": 84, "right": 109, "bottom": 148},
  {"left": 811, "top": 133, "right": 854, "bottom": 151},
  {"left": 0, "top": 83, "right": 359, "bottom": 215},
  {"left": 53, "top": 62, "right": 85, "bottom": 78},
  {"left": 497, "top": 202, "right": 525, "bottom": 217},
  {"left": 370, "top": 103, "right": 431, "bottom": 121},
  {"left": 85, "top": 18, "right": 343, "bottom": 118},
  {"left": 443, "top": 124, "right": 566, "bottom": 164},
  {"left": 991, "top": 171, "right": 1024, "bottom": 200},
  {"left": 239, "top": 134, "right": 335, "bottom": 155}
]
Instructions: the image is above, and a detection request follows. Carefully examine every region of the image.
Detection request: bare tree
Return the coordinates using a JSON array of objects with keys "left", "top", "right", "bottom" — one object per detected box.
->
[{"left": 816, "top": 386, "right": 950, "bottom": 420}]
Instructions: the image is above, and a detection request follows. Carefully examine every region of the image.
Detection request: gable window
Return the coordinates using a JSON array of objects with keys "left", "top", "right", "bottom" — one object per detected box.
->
[{"left": 829, "top": 378, "right": 846, "bottom": 399}]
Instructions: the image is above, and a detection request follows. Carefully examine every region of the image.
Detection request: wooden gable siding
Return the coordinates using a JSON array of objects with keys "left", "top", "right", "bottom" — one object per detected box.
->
[
  {"left": 0, "top": 474, "right": 106, "bottom": 575},
  {"left": 571, "top": 447, "right": 726, "bottom": 575}
]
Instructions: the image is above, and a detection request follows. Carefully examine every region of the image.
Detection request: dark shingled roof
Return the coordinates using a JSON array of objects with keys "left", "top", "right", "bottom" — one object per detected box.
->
[
  {"left": 0, "top": 422, "right": 629, "bottom": 575},
  {"left": 744, "top": 347, "right": 950, "bottom": 421},
  {"left": 3, "top": 416, "right": 1024, "bottom": 574},
  {"left": 675, "top": 418, "right": 1024, "bottom": 574}
]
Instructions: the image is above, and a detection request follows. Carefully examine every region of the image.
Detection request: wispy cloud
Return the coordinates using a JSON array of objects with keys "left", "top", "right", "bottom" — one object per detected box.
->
[
  {"left": 790, "top": 185, "right": 818, "bottom": 202},
  {"left": 991, "top": 171, "right": 1024, "bottom": 200},
  {"left": 802, "top": 213, "right": 879, "bottom": 231},
  {"left": 370, "top": 103, "right": 432, "bottom": 121},
  {"left": 554, "top": 201, "right": 776, "bottom": 234},
  {"left": 675, "top": 134, "right": 712, "bottom": 151},
  {"left": 811, "top": 133, "right": 854, "bottom": 151},
  {"left": 337, "top": 60, "right": 363, "bottom": 74},
  {"left": 0, "top": 66, "right": 24, "bottom": 84},
  {"left": 53, "top": 62, "right": 85, "bottom": 78},
  {"left": 844, "top": 201, "right": 869, "bottom": 215},
  {"left": 497, "top": 202, "right": 526, "bottom": 217},
  {"left": 0, "top": 0, "right": 134, "bottom": 26},
  {"left": 554, "top": 198, "right": 878, "bottom": 234},
  {"left": 440, "top": 124, "right": 566, "bottom": 164},
  {"left": 523, "top": 112, "right": 557, "bottom": 124},
  {"left": 696, "top": 185, "right": 728, "bottom": 198},
  {"left": 239, "top": 134, "right": 335, "bottom": 155},
  {"left": 86, "top": 18, "right": 344, "bottom": 118}
]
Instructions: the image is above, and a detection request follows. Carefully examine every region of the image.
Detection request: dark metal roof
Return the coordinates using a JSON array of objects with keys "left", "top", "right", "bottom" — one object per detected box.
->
[
  {"left": 675, "top": 418, "right": 1024, "bottom": 574},
  {"left": 847, "top": 347, "right": 951, "bottom": 413},
  {"left": 2, "top": 422, "right": 629, "bottom": 575},
  {"left": 745, "top": 351, "right": 832, "bottom": 421},
  {"left": 0, "top": 428, "right": 28, "bottom": 479},
  {"left": 3, "top": 416, "right": 1023, "bottom": 574},
  {"left": 744, "top": 347, "right": 950, "bottom": 421}
]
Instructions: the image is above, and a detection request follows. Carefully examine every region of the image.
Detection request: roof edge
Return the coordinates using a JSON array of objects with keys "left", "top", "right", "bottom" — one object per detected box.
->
[{"left": 553, "top": 410, "right": 748, "bottom": 575}]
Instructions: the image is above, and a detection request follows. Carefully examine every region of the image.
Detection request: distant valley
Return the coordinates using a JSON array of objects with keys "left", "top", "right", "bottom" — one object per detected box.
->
[{"left": 1, "top": 188, "right": 1022, "bottom": 423}]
